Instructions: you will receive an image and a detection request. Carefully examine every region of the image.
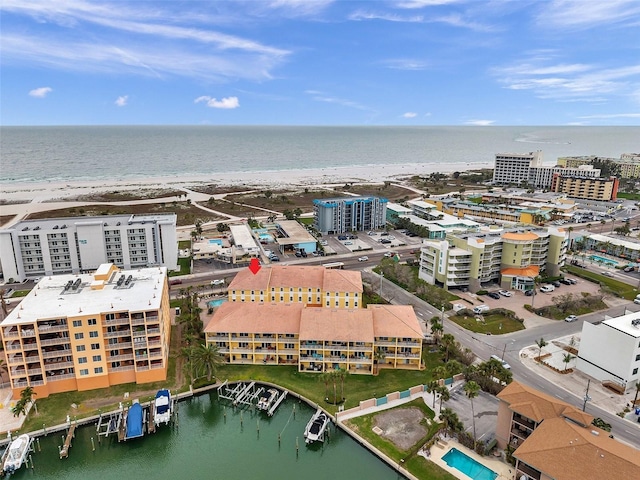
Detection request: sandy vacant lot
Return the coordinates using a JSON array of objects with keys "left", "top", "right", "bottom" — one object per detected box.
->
[{"left": 373, "top": 407, "right": 427, "bottom": 451}]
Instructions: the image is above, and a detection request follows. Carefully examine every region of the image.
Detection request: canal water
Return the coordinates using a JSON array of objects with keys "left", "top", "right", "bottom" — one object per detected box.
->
[{"left": 9, "top": 393, "right": 399, "bottom": 480}]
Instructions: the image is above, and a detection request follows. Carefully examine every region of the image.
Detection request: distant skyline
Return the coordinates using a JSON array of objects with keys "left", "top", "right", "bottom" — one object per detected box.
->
[{"left": 1, "top": 0, "right": 640, "bottom": 126}]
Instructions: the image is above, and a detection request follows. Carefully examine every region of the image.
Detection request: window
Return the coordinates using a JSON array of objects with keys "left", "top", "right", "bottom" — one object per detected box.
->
[
  {"left": 92, "top": 355, "right": 102, "bottom": 362},
  {"left": 633, "top": 368, "right": 638, "bottom": 375},
  {"left": 88, "top": 319, "right": 97, "bottom": 326},
  {"left": 91, "top": 343, "right": 100, "bottom": 350},
  {"left": 94, "top": 367, "right": 103, "bottom": 374},
  {"left": 72, "top": 320, "right": 82, "bottom": 327},
  {"left": 76, "top": 345, "right": 86, "bottom": 352},
  {"left": 636, "top": 354, "right": 640, "bottom": 361},
  {"left": 80, "top": 369, "right": 89, "bottom": 376},
  {"left": 74, "top": 333, "right": 84, "bottom": 340},
  {"left": 78, "top": 357, "right": 87, "bottom": 364},
  {"left": 89, "top": 331, "right": 99, "bottom": 338}
]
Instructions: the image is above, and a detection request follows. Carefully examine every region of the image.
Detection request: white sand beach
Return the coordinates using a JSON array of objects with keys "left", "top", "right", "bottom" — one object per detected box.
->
[{"left": 0, "top": 161, "right": 490, "bottom": 203}]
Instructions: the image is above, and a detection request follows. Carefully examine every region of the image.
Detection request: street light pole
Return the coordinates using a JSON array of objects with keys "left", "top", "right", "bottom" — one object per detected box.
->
[
  {"left": 380, "top": 272, "right": 384, "bottom": 297},
  {"left": 441, "top": 306, "right": 444, "bottom": 323}
]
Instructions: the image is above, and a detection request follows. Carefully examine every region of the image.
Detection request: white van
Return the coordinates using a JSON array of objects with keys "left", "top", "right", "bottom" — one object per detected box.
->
[
  {"left": 540, "top": 285, "right": 555, "bottom": 293},
  {"left": 473, "top": 305, "right": 490, "bottom": 314},
  {"left": 491, "top": 354, "right": 511, "bottom": 370}
]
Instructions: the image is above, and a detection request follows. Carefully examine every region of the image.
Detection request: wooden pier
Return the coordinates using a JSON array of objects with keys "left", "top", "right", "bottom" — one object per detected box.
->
[
  {"left": 148, "top": 399, "right": 156, "bottom": 434},
  {"left": 59, "top": 424, "right": 76, "bottom": 459}
]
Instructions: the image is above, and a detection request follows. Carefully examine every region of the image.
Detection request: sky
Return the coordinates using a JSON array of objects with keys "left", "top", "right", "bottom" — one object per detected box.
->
[{"left": 1, "top": 0, "right": 640, "bottom": 126}]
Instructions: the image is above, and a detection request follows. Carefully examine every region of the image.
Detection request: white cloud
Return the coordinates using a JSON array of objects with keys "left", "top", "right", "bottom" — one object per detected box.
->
[
  {"left": 194, "top": 96, "right": 240, "bottom": 109},
  {"left": 536, "top": 0, "right": 640, "bottom": 30},
  {"left": 577, "top": 113, "right": 640, "bottom": 119},
  {"left": 29, "top": 86, "right": 52, "bottom": 98},
  {"left": 402, "top": 112, "right": 418, "bottom": 118},
  {"left": 465, "top": 119, "right": 494, "bottom": 126},
  {"left": 382, "top": 59, "right": 429, "bottom": 71},
  {"left": 115, "top": 95, "right": 128, "bottom": 107}
]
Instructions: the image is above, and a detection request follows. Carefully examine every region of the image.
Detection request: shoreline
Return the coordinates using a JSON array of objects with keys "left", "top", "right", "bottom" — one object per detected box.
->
[{"left": 0, "top": 161, "right": 491, "bottom": 202}]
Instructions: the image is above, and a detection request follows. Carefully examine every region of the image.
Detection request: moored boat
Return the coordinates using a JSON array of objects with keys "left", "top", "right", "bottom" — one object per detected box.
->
[
  {"left": 124, "top": 401, "right": 144, "bottom": 440},
  {"left": 304, "top": 408, "right": 330, "bottom": 444},
  {"left": 256, "top": 388, "right": 278, "bottom": 412},
  {"left": 2, "top": 434, "right": 32, "bottom": 474},
  {"left": 154, "top": 389, "right": 172, "bottom": 427}
]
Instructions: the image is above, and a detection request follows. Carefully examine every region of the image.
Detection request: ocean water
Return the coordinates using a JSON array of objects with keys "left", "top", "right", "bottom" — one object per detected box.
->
[{"left": 0, "top": 126, "right": 638, "bottom": 184}]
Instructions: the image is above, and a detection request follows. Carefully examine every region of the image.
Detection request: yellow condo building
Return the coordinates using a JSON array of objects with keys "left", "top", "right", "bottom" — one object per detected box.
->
[
  {"left": 1, "top": 264, "right": 171, "bottom": 399},
  {"left": 206, "top": 265, "right": 423, "bottom": 374}
]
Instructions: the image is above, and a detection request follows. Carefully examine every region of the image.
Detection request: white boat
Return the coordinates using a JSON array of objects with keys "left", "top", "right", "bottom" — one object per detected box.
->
[
  {"left": 154, "top": 389, "right": 172, "bottom": 427},
  {"left": 256, "top": 388, "right": 279, "bottom": 411},
  {"left": 304, "top": 408, "right": 330, "bottom": 444},
  {"left": 3, "top": 434, "right": 32, "bottom": 474}
]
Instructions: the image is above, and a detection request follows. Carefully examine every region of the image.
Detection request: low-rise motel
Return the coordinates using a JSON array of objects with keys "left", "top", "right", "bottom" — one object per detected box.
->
[
  {"left": 204, "top": 265, "right": 423, "bottom": 374},
  {"left": 1, "top": 264, "right": 171, "bottom": 399},
  {"left": 496, "top": 382, "right": 640, "bottom": 480}
]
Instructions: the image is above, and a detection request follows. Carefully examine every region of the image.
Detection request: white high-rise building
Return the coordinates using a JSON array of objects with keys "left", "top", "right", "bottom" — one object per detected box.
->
[
  {"left": 492, "top": 151, "right": 543, "bottom": 185},
  {"left": 0, "top": 214, "right": 178, "bottom": 282}
]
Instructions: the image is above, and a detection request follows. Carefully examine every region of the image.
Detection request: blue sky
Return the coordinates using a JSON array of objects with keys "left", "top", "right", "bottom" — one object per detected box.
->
[{"left": 1, "top": 0, "right": 639, "bottom": 126}]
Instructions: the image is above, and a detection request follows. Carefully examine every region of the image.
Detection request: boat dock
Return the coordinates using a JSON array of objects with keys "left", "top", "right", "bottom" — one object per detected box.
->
[
  {"left": 268, "top": 390, "right": 288, "bottom": 417},
  {"left": 59, "top": 424, "right": 76, "bottom": 459},
  {"left": 96, "top": 406, "right": 123, "bottom": 438},
  {"left": 147, "top": 400, "right": 156, "bottom": 434}
]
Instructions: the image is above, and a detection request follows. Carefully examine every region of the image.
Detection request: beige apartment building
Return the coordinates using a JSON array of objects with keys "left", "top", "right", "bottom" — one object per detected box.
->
[
  {"left": 1, "top": 264, "right": 171, "bottom": 399},
  {"left": 550, "top": 174, "right": 619, "bottom": 201},
  {"left": 496, "top": 382, "right": 640, "bottom": 480}
]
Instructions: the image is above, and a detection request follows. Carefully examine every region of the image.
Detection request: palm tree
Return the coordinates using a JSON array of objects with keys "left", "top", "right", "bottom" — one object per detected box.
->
[
  {"left": 567, "top": 226, "right": 574, "bottom": 251},
  {"left": 330, "top": 370, "right": 339, "bottom": 404},
  {"left": 439, "top": 407, "right": 462, "bottom": 437},
  {"left": 11, "top": 398, "right": 27, "bottom": 418},
  {"left": 320, "top": 372, "right": 331, "bottom": 400},
  {"left": 0, "top": 358, "right": 7, "bottom": 384},
  {"left": 433, "top": 365, "right": 448, "bottom": 382},
  {"left": 427, "top": 380, "right": 440, "bottom": 409},
  {"left": 444, "top": 359, "right": 463, "bottom": 378},
  {"left": 180, "top": 346, "right": 197, "bottom": 385},
  {"left": 374, "top": 347, "right": 386, "bottom": 375},
  {"left": 440, "top": 334, "right": 456, "bottom": 362},
  {"left": 20, "top": 386, "right": 36, "bottom": 405},
  {"left": 632, "top": 381, "right": 640, "bottom": 407},
  {"left": 437, "top": 385, "right": 450, "bottom": 411},
  {"left": 430, "top": 319, "right": 443, "bottom": 344},
  {"left": 337, "top": 368, "right": 348, "bottom": 401},
  {"left": 535, "top": 337, "right": 548, "bottom": 361},
  {"left": 464, "top": 381, "right": 480, "bottom": 448},
  {"left": 562, "top": 353, "right": 574, "bottom": 372},
  {"left": 194, "top": 344, "right": 224, "bottom": 382}
]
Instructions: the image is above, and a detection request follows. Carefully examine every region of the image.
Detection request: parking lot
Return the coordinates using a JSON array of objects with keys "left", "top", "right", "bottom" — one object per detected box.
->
[
  {"left": 452, "top": 278, "right": 603, "bottom": 328},
  {"left": 323, "top": 229, "right": 423, "bottom": 254},
  {"left": 446, "top": 385, "right": 500, "bottom": 444}
]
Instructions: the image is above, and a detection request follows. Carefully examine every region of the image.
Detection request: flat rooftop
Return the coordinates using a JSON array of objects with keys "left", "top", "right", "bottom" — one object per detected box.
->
[
  {"left": 3, "top": 214, "right": 176, "bottom": 231},
  {"left": 1, "top": 265, "right": 167, "bottom": 326},
  {"left": 275, "top": 220, "right": 316, "bottom": 245},
  {"left": 602, "top": 311, "right": 640, "bottom": 338}
]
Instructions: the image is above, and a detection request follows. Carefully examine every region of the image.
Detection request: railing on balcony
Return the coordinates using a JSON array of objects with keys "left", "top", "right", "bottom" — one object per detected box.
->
[
  {"left": 45, "top": 361, "right": 74, "bottom": 369},
  {"left": 105, "top": 329, "right": 131, "bottom": 338},
  {"left": 147, "top": 328, "right": 160, "bottom": 335},
  {"left": 13, "top": 381, "right": 28, "bottom": 388},
  {"left": 149, "top": 350, "right": 163, "bottom": 359},
  {"left": 512, "top": 414, "right": 536, "bottom": 430},
  {"left": 42, "top": 349, "right": 72, "bottom": 359},
  {"left": 21, "top": 342, "right": 40, "bottom": 351},
  {"left": 109, "top": 365, "right": 135, "bottom": 373},
  {"left": 47, "top": 373, "right": 76, "bottom": 381},
  {"left": 38, "top": 324, "right": 69, "bottom": 333},
  {"left": 3, "top": 329, "right": 19, "bottom": 339},
  {"left": 106, "top": 341, "right": 133, "bottom": 350},
  {"left": 207, "top": 334, "right": 229, "bottom": 341},
  {"left": 29, "top": 380, "right": 45, "bottom": 386},
  {"left": 7, "top": 355, "right": 24, "bottom": 364},
  {"left": 515, "top": 462, "right": 541, "bottom": 480},
  {"left": 109, "top": 354, "right": 135, "bottom": 362},
  {"left": 39, "top": 337, "right": 71, "bottom": 347},
  {"left": 104, "top": 317, "right": 130, "bottom": 326},
  {"left": 27, "top": 368, "right": 43, "bottom": 375},
  {"left": 130, "top": 317, "right": 146, "bottom": 326},
  {"left": 19, "top": 329, "right": 36, "bottom": 337}
]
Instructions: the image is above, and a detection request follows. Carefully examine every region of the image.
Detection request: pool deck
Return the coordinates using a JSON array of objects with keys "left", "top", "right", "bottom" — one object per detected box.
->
[{"left": 422, "top": 438, "right": 514, "bottom": 480}]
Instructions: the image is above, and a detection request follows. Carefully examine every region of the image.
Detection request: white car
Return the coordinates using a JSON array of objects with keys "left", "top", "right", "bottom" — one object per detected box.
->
[
  {"left": 211, "top": 279, "right": 225, "bottom": 286},
  {"left": 320, "top": 240, "right": 328, "bottom": 246},
  {"left": 540, "top": 285, "right": 555, "bottom": 293},
  {"left": 602, "top": 271, "right": 614, "bottom": 277},
  {"left": 344, "top": 241, "right": 353, "bottom": 245},
  {"left": 358, "top": 256, "right": 369, "bottom": 262},
  {"left": 634, "top": 298, "right": 640, "bottom": 305},
  {"left": 564, "top": 315, "right": 578, "bottom": 322},
  {"left": 498, "top": 290, "right": 512, "bottom": 297},
  {"left": 473, "top": 305, "right": 490, "bottom": 314}
]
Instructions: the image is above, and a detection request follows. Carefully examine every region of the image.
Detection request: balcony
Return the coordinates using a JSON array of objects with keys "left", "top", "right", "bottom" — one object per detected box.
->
[
  {"left": 109, "top": 353, "right": 134, "bottom": 362},
  {"left": 147, "top": 328, "right": 160, "bottom": 335},
  {"left": 512, "top": 413, "right": 536, "bottom": 431},
  {"left": 47, "top": 373, "right": 76, "bottom": 381},
  {"left": 5, "top": 342, "right": 22, "bottom": 351},
  {"left": 38, "top": 324, "right": 69, "bottom": 333},
  {"left": 30, "top": 380, "right": 45, "bottom": 387},
  {"left": 106, "top": 341, "right": 132, "bottom": 350},
  {"left": 105, "top": 329, "right": 131, "bottom": 338},
  {"left": 45, "top": 361, "right": 74, "bottom": 369},
  {"left": 42, "top": 349, "right": 71, "bottom": 359},
  {"left": 109, "top": 365, "right": 135, "bottom": 373},
  {"left": 515, "top": 462, "right": 541, "bottom": 480},
  {"left": 19, "top": 329, "right": 36, "bottom": 338},
  {"left": 39, "top": 337, "right": 70, "bottom": 347},
  {"left": 207, "top": 334, "right": 229, "bottom": 341},
  {"left": 104, "top": 317, "right": 130, "bottom": 326},
  {"left": 7, "top": 355, "right": 24, "bottom": 365},
  {"left": 22, "top": 342, "right": 39, "bottom": 351},
  {"left": 12, "top": 380, "right": 28, "bottom": 389},
  {"left": 27, "top": 368, "right": 43, "bottom": 375},
  {"left": 131, "top": 317, "right": 146, "bottom": 326}
]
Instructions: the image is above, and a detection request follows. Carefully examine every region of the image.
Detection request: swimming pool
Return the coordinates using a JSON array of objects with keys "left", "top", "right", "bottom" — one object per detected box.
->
[
  {"left": 442, "top": 448, "right": 497, "bottom": 480},
  {"left": 259, "top": 233, "right": 273, "bottom": 241},
  {"left": 589, "top": 255, "right": 618, "bottom": 266},
  {"left": 208, "top": 239, "right": 223, "bottom": 246},
  {"left": 207, "top": 299, "right": 227, "bottom": 308}
]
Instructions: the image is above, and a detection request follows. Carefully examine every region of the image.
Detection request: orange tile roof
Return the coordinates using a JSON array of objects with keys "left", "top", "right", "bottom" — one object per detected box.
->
[
  {"left": 323, "top": 269, "right": 363, "bottom": 293},
  {"left": 204, "top": 302, "right": 302, "bottom": 334},
  {"left": 300, "top": 307, "right": 374, "bottom": 343},
  {"left": 497, "top": 381, "right": 592, "bottom": 425},
  {"left": 500, "top": 265, "right": 540, "bottom": 277},
  {"left": 502, "top": 232, "right": 540, "bottom": 241},
  {"left": 369, "top": 305, "right": 423, "bottom": 338},
  {"left": 227, "top": 267, "right": 271, "bottom": 291},
  {"left": 514, "top": 417, "right": 640, "bottom": 480},
  {"left": 228, "top": 265, "right": 363, "bottom": 293}
]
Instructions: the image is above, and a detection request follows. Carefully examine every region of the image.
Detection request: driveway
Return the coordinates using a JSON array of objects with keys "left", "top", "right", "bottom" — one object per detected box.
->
[{"left": 445, "top": 386, "right": 499, "bottom": 445}]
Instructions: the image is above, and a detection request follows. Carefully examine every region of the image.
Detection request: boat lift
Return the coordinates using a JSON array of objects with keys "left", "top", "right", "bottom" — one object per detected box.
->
[
  {"left": 217, "top": 380, "right": 246, "bottom": 402},
  {"left": 267, "top": 390, "right": 288, "bottom": 417},
  {"left": 96, "top": 404, "right": 124, "bottom": 438},
  {"left": 233, "top": 382, "right": 258, "bottom": 406}
]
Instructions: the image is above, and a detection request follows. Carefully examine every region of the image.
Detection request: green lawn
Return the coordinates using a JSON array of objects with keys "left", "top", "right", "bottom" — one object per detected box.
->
[
  {"left": 346, "top": 399, "right": 456, "bottom": 480},
  {"left": 449, "top": 312, "right": 525, "bottom": 334},
  {"left": 565, "top": 265, "right": 639, "bottom": 299},
  {"left": 178, "top": 240, "right": 191, "bottom": 249},
  {"left": 169, "top": 256, "right": 191, "bottom": 277},
  {"left": 10, "top": 289, "right": 30, "bottom": 298}
]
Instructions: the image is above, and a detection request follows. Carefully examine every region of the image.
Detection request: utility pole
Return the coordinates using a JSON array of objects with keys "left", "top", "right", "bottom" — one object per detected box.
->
[
  {"left": 501, "top": 344, "right": 507, "bottom": 361},
  {"left": 379, "top": 272, "right": 384, "bottom": 297}
]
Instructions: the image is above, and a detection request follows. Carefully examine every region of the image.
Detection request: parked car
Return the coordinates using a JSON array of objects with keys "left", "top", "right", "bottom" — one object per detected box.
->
[
  {"left": 169, "top": 279, "right": 183, "bottom": 285},
  {"left": 211, "top": 279, "right": 225, "bottom": 286},
  {"left": 540, "top": 285, "right": 555, "bottom": 293},
  {"left": 270, "top": 256, "right": 280, "bottom": 262},
  {"left": 560, "top": 278, "right": 572, "bottom": 285},
  {"left": 380, "top": 239, "right": 392, "bottom": 244},
  {"left": 624, "top": 266, "right": 635, "bottom": 272},
  {"left": 551, "top": 281, "right": 561, "bottom": 287},
  {"left": 344, "top": 241, "right": 353, "bottom": 245},
  {"left": 473, "top": 305, "right": 490, "bottom": 314},
  {"left": 358, "top": 256, "right": 369, "bottom": 262},
  {"left": 634, "top": 298, "right": 640, "bottom": 305},
  {"left": 525, "top": 289, "right": 535, "bottom": 296},
  {"left": 320, "top": 240, "right": 328, "bottom": 246},
  {"left": 487, "top": 292, "right": 501, "bottom": 299},
  {"left": 567, "top": 278, "right": 577, "bottom": 284},
  {"left": 602, "top": 271, "right": 614, "bottom": 277},
  {"left": 565, "top": 315, "right": 578, "bottom": 322},
  {"left": 498, "top": 290, "right": 512, "bottom": 297}
]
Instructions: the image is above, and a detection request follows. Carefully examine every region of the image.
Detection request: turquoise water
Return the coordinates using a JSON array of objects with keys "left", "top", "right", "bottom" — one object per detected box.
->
[
  {"left": 589, "top": 255, "right": 618, "bottom": 266},
  {"left": 442, "top": 447, "right": 497, "bottom": 480},
  {"left": 208, "top": 299, "right": 226, "bottom": 308},
  {"left": 208, "top": 239, "right": 223, "bottom": 245},
  {"left": 9, "top": 395, "right": 398, "bottom": 480},
  {"left": 259, "top": 234, "right": 273, "bottom": 241}
]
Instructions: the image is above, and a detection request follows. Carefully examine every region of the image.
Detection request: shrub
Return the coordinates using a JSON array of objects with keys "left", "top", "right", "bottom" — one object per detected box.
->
[{"left": 476, "top": 290, "right": 488, "bottom": 296}]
